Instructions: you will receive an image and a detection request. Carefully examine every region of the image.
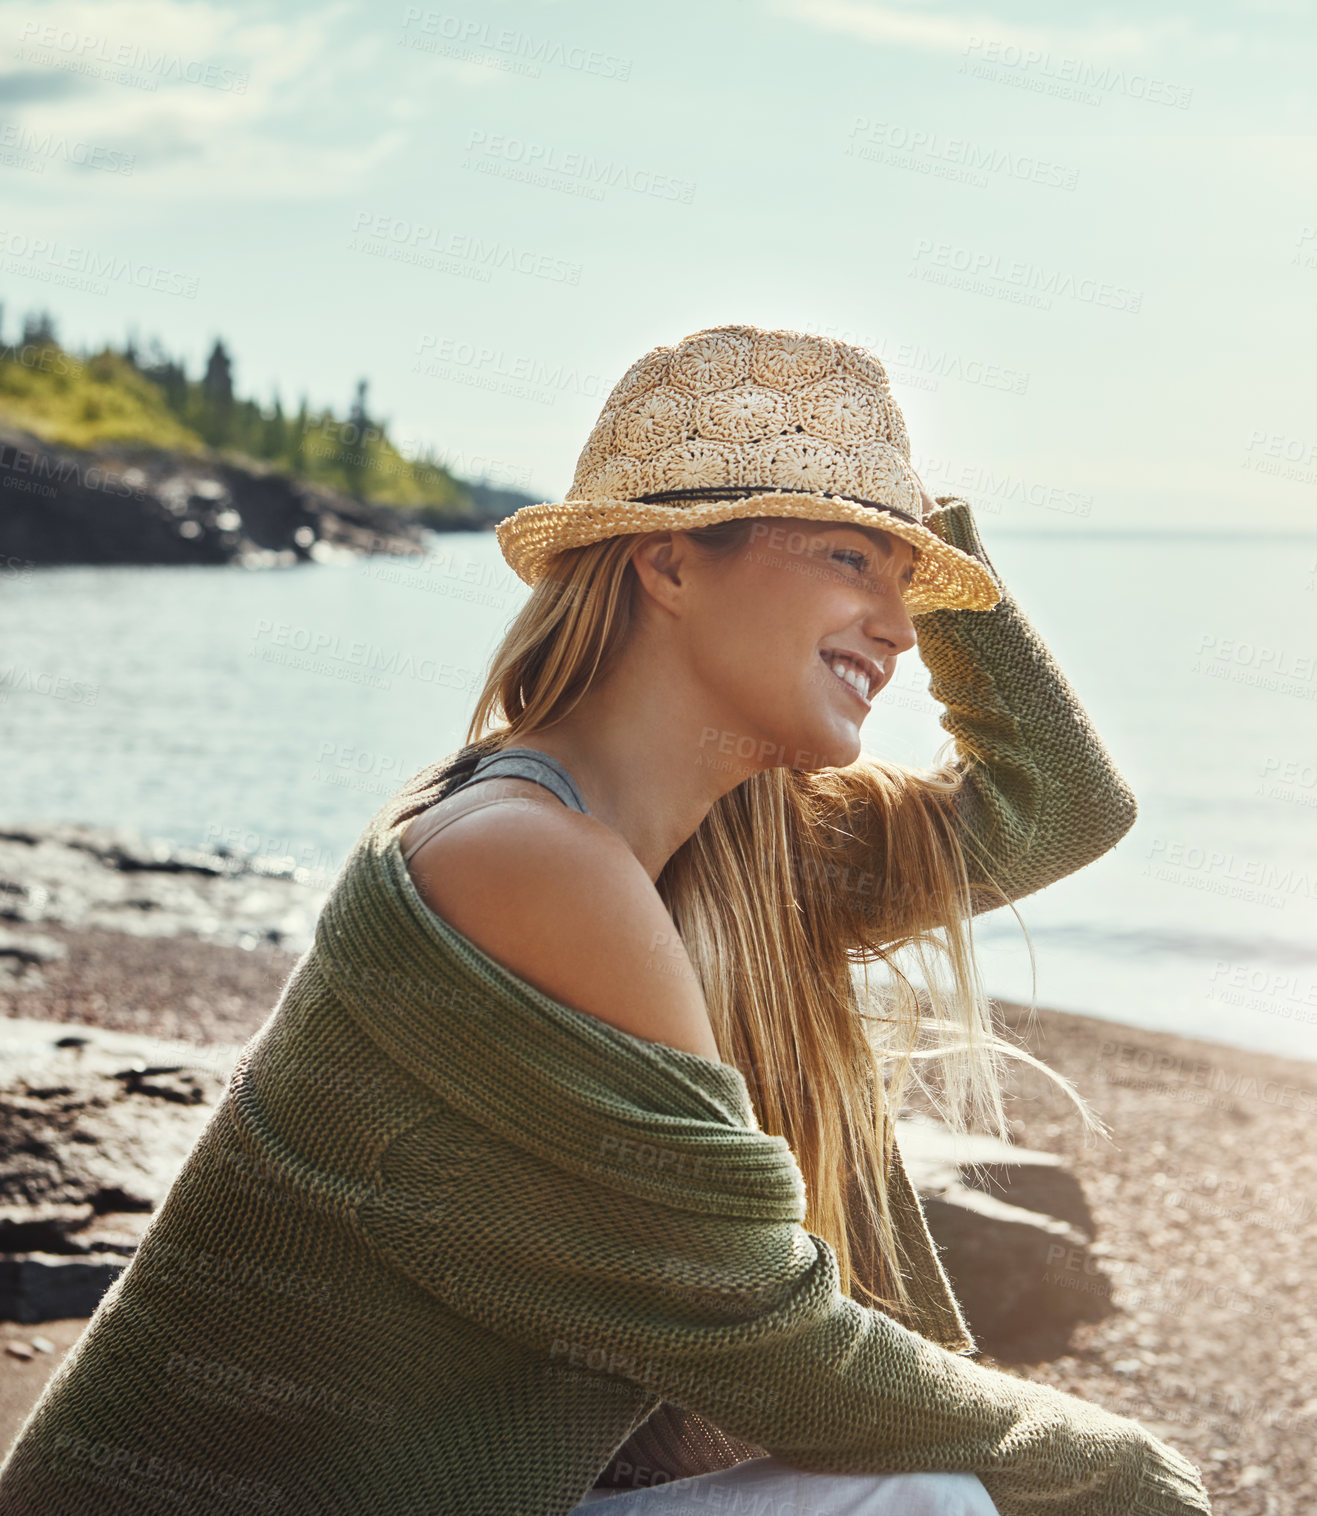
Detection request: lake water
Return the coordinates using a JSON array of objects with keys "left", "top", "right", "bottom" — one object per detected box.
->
[{"left": 2, "top": 528, "right": 1315, "bottom": 1064}]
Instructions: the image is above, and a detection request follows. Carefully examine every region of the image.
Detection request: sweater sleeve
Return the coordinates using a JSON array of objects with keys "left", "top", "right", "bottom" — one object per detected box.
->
[
  {"left": 824, "top": 496, "right": 1138, "bottom": 936},
  {"left": 362, "top": 1111, "right": 1211, "bottom": 1516}
]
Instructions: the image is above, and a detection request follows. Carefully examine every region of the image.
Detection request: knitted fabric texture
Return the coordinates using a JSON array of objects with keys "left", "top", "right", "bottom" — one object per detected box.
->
[
  {"left": 495, "top": 323, "right": 1000, "bottom": 615},
  {"left": 0, "top": 503, "right": 1210, "bottom": 1516},
  {"left": 835, "top": 497, "right": 1141, "bottom": 929}
]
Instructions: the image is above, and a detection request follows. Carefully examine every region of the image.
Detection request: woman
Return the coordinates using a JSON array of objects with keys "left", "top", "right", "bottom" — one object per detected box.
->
[{"left": 0, "top": 325, "right": 1211, "bottom": 1516}]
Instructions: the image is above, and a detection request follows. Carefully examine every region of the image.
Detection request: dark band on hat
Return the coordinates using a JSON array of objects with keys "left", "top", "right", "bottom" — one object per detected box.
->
[{"left": 629, "top": 485, "right": 921, "bottom": 526}]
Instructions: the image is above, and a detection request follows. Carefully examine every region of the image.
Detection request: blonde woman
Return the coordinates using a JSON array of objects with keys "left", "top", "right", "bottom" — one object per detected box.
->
[{"left": 0, "top": 326, "right": 1212, "bottom": 1516}]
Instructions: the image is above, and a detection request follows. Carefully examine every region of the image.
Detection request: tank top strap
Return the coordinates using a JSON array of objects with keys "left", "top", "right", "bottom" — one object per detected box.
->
[
  {"left": 400, "top": 746, "right": 592, "bottom": 866},
  {"left": 468, "top": 748, "right": 589, "bottom": 815}
]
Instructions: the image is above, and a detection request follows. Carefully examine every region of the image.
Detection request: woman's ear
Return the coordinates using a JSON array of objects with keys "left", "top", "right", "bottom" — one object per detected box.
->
[{"left": 629, "top": 532, "right": 690, "bottom": 612}]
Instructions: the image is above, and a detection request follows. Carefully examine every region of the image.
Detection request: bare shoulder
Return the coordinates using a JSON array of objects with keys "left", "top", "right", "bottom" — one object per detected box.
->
[{"left": 403, "top": 786, "right": 720, "bottom": 1063}]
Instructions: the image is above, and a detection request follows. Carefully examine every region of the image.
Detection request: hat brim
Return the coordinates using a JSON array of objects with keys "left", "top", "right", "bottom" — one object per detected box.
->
[{"left": 494, "top": 491, "right": 1001, "bottom": 615}]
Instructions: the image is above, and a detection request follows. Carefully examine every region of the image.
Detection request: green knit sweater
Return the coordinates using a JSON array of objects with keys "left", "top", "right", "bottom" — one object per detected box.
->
[{"left": 0, "top": 501, "right": 1212, "bottom": 1515}]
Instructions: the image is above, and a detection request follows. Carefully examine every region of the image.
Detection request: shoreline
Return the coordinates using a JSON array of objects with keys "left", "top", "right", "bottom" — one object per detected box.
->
[
  {"left": 978, "top": 994, "right": 1315, "bottom": 1512},
  {"left": 0, "top": 420, "right": 517, "bottom": 571},
  {"left": 1, "top": 913, "right": 1313, "bottom": 1510}
]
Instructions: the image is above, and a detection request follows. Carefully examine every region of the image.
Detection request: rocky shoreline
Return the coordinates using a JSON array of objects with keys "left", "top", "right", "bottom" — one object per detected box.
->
[
  {"left": 0, "top": 822, "right": 1312, "bottom": 1512},
  {"left": 0, "top": 821, "right": 328, "bottom": 958},
  {"left": 0, "top": 422, "right": 492, "bottom": 568}
]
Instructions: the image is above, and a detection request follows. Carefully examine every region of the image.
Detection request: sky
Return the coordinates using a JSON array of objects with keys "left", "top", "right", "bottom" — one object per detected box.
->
[{"left": 0, "top": 0, "right": 1314, "bottom": 531}]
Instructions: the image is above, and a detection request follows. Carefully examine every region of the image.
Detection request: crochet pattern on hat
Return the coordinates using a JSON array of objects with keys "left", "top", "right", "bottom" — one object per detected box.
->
[
  {"left": 495, "top": 323, "right": 1003, "bottom": 612},
  {"left": 571, "top": 326, "right": 916, "bottom": 509}
]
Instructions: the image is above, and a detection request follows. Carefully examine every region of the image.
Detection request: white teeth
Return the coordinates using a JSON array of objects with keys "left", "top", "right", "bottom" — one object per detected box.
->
[{"left": 823, "top": 655, "right": 872, "bottom": 701}]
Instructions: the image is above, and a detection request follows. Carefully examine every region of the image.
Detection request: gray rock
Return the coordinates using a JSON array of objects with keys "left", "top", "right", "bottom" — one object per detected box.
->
[
  {"left": 895, "top": 1114, "right": 1114, "bottom": 1362},
  {"left": 0, "top": 926, "right": 66, "bottom": 989},
  {"left": 0, "top": 823, "right": 327, "bottom": 953},
  {"left": 0, "top": 1253, "right": 134, "bottom": 1325},
  {"left": 0, "top": 421, "right": 444, "bottom": 568},
  {"left": 0, "top": 1017, "right": 244, "bottom": 1323}
]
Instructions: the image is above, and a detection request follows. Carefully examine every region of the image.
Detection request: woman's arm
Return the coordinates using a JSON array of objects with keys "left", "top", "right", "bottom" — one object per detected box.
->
[
  {"left": 362, "top": 1108, "right": 1210, "bottom": 1516},
  {"left": 827, "top": 495, "right": 1138, "bottom": 935}
]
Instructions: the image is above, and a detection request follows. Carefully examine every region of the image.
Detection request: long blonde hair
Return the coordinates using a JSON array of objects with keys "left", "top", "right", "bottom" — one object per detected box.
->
[{"left": 466, "top": 521, "right": 1102, "bottom": 1319}]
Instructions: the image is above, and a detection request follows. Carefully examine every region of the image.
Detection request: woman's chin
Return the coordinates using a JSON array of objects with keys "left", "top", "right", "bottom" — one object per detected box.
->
[{"left": 785, "top": 723, "right": 863, "bottom": 772}]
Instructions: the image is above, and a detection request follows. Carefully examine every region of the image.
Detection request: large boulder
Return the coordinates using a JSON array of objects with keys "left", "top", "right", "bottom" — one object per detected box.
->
[
  {"left": 896, "top": 1113, "right": 1115, "bottom": 1362},
  {"left": 0, "top": 1017, "right": 243, "bottom": 1323}
]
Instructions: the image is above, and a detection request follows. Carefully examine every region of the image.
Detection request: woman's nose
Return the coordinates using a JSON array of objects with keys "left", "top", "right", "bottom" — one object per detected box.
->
[{"left": 862, "top": 584, "right": 918, "bottom": 655}]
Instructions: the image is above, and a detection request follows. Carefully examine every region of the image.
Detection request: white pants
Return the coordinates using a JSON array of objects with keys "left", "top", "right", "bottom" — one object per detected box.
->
[{"left": 572, "top": 1456, "right": 1000, "bottom": 1515}]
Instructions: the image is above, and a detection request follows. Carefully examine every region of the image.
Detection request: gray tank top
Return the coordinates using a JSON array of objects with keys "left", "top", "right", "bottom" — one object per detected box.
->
[{"left": 401, "top": 747, "right": 589, "bottom": 862}]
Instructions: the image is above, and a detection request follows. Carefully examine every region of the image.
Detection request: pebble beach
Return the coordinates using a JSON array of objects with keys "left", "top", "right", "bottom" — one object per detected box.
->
[{"left": 0, "top": 829, "right": 1313, "bottom": 1514}]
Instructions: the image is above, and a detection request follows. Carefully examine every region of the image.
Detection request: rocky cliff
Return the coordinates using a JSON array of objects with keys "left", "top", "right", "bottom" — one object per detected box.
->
[{"left": 0, "top": 423, "right": 488, "bottom": 568}]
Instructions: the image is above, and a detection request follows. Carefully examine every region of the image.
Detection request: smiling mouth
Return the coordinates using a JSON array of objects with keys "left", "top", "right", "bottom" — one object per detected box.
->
[{"left": 819, "top": 652, "right": 879, "bottom": 706}]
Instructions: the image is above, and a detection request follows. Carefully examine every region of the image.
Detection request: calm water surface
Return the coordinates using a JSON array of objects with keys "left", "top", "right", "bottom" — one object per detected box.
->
[{"left": 3, "top": 528, "right": 1314, "bottom": 1063}]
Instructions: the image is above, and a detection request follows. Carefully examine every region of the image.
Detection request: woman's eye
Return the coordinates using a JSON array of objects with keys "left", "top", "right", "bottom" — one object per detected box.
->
[{"left": 832, "top": 549, "right": 869, "bottom": 572}]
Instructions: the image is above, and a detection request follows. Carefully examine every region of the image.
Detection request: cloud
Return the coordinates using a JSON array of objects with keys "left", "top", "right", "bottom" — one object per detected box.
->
[
  {"left": 770, "top": 0, "right": 1180, "bottom": 58},
  {"left": 0, "top": 69, "right": 92, "bottom": 103},
  {"left": 0, "top": 0, "right": 416, "bottom": 197}
]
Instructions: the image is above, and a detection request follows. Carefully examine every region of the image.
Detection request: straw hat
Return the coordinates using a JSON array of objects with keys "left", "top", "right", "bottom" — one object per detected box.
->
[{"left": 495, "top": 323, "right": 1001, "bottom": 615}]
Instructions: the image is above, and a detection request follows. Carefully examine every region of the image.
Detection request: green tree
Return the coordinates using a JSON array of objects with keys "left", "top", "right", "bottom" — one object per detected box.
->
[
  {"left": 289, "top": 394, "right": 309, "bottom": 473},
  {"left": 342, "top": 377, "right": 372, "bottom": 497},
  {"left": 232, "top": 396, "right": 262, "bottom": 455},
  {"left": 260, "top": 391, "right": 288, "bottom": 460},
  {"left": 139, "top": 338, "right": 188, "bottom": 414},
  {"left": 199, "top": 338, "right": 234, "bottom": 446},
  {"left": 21, "top": 309, "right": 57, "bottom": 346}
]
